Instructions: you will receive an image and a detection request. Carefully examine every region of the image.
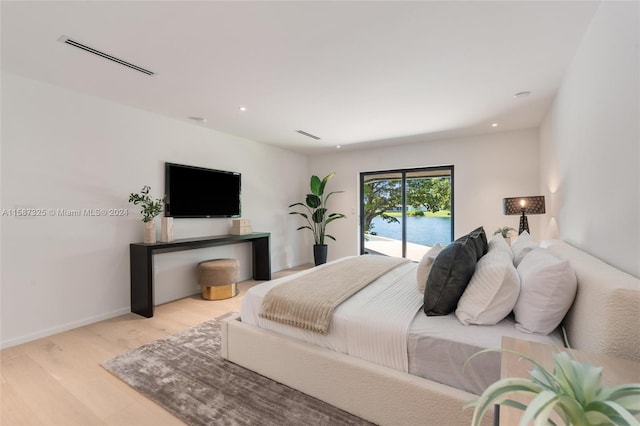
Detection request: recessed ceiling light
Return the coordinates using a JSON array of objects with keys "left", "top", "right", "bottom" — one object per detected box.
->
[
  {"left": 514, "top": 91, "right": 531, "bottom": 98},
  {"left": 239, "top": 106, "right": 247, "bottom": 112},
  {"left": 188, "top": 116, "right": 207, "bottom": 123},
  {"left": 336, "top": 145, "right": 341, "bottom": 149},
  {"left": 492, "top": 123, "right": 498, "bottom": 127}
]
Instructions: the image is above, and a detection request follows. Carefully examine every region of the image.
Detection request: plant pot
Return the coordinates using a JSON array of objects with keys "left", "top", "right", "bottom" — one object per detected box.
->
[
  {"left": 313, "top": 244, "right": 328, "bottom": 266},
  {"left": 144, "top": 220, "right": 156, "bottom": 244}
]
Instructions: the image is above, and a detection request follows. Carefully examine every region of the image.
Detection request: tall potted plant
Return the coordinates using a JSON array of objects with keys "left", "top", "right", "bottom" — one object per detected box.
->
[
  {"left": 289, "top": 173, "right": 346, "bottom": 265},
  {"left": 129, "top": 185, "right": 166, "bottom": 243}
]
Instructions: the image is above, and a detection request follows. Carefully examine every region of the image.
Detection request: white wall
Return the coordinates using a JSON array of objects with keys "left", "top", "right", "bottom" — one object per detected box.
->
[
  {"left": 307, "top": 129, "right": 541, "bottom": 261},
  {"left": 540, "top": 1, "right": 639, "bottom": 278},
  {"left": 0, "top": 72, "right": 309, "bottom": 347}
]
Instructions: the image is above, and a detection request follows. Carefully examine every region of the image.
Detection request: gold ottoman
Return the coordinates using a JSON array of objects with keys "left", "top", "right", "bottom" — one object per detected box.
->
[{"left": 197, "top": 258, "right": 239, "bottom": 300}]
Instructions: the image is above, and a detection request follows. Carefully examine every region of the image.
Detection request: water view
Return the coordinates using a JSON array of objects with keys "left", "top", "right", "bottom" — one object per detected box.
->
[{"left": 369, "top": 216, "right": 452, "bottom": 247}]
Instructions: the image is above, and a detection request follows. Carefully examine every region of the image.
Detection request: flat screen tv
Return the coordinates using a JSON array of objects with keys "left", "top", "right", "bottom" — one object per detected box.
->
[{"left": 165, "top": 162, "right": 241, "bottom": 218}]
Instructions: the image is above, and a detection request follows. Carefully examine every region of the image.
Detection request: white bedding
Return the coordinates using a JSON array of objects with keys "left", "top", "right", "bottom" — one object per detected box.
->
[
  {"left": 243, "top": 257, "right": 421, "bottom": 372},
  {"left": 241, "top": 256, "right": 565, "bottom": 394},
  {"left": 408, "top": 312, "right": 564, "bottom": 394}
]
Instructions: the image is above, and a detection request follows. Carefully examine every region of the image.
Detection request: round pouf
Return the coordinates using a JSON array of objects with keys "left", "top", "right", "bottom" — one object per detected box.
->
[{"left": 197, "top": 258, "right": 239, "bottom": 300}]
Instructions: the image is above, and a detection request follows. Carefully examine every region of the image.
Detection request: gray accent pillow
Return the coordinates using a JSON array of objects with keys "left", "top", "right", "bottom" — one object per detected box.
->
[
  {"left": 424, "top": 236, "right": 478, "bottom": 316},
  {"left": 467, "top": 226, "right": 488, "bottom": 260}
]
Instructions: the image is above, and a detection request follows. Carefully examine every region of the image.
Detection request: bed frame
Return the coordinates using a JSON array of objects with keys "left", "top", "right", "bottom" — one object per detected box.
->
[{"left": 220, "top": 240, "right": 640, "bottom": 426}]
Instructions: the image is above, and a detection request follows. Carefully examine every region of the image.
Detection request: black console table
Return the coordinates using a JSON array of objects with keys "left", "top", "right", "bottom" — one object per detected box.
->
[{"left": 130, "top": 232, "right": 271, "bottom": 318}]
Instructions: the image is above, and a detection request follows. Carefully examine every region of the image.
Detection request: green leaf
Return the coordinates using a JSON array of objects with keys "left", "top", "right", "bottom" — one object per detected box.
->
[
  {"left": 318, "top": 173, "right": 334, "bottom": 196},
  {"left": 521, "top": 391, "right": 559, "bottom": 426},
  {"left": 498, "top": 399, "right": 529, "bottom": 412},
  {"left": 289, "top": 211, "right": 309, "bottom": 219},
  {"left": 312, "top": 208, "right": 326, "bottom": 223},
  {"left": 310, "top": 175, "right": 322, "bottom": 195},
  {"left": 556, "top": 397, "right": 589, "bottom": 425},
  {"left": 587, "top": 400, "right": 640, "bottom": 426},
  {"left": 128, "top": 186, "right": 165, "bottom": 222},
  {"left": 585, "top": 409, "right": 618, "bottom": 426},
  {"left": 532, "top": 399, "right": 561, "bottom": 426},
  {"left": 529, "top": 365, "right": 559, "bottom": 392},
  {"left": 324, "top": 189, "right": 342, "bottom": 203},
  {"left": 325, "top": 215, "right": 346, "bottom": 225},
  {"left": 467, "top": 379, "right": 542, "bottom": 426},
  {"left": 613, "top": 394, "right": 640, "bottom": 413},
  {"left": 603, "top": 384, "right": 640, "bottom": 405},
  {"left": 578, "top": 363, "right": 605, "bottom": 403},
  {"left": 553, "top": 352, "right": 599, "bottom": 403},
  {"left": 306, "top": 194, "right": 321, "bottom": 208}
]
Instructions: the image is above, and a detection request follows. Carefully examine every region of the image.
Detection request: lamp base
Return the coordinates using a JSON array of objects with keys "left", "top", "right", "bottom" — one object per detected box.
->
[{"left": 519, "top": 212, "right": 529, "bottom": 235}]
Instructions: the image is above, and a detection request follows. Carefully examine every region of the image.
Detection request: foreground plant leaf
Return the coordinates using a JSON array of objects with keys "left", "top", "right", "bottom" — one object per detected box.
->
[{"left": 465, "top": 349, "right": 640, "bottom": 426}]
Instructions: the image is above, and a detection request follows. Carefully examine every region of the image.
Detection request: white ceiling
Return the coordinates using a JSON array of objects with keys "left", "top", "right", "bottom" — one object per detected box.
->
[{"left": 1, "top": 1, "right": 600, "bottom": 154}]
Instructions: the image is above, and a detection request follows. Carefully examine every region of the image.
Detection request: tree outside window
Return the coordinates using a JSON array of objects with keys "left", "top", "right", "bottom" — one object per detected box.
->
[{"left": 360, "top": 167, "right": 453, "bottom": 260}]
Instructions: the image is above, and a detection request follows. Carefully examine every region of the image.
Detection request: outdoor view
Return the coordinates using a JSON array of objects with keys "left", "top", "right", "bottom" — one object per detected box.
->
[{"left": 361, "top": 167, "right": 453, "bottom": 261}]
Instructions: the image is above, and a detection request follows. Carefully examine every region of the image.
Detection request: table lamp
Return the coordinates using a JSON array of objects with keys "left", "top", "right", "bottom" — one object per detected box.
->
[{"left": 503, "top": 196, "right": 546, "bottom": 234}]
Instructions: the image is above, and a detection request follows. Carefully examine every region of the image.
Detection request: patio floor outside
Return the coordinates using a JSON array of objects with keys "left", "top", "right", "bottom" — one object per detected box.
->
[{"left": 364, "top": 234, "right": 430, "bottom": 261}]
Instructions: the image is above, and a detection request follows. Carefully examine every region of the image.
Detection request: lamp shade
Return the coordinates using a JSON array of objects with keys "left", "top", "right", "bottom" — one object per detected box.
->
[{"left": 503, "top": 196, "right": 546, "bottom": 215}]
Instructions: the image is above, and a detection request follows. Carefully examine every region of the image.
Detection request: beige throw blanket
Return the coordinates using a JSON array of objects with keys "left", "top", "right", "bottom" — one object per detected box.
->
[{"left": 259, "top": 256, "right": 410, "bottom": 334}]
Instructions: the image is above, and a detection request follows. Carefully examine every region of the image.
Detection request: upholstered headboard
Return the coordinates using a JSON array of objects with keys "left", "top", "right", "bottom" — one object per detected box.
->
[{"left": 542, "top": 240, "right": 640, "bottom": 362}]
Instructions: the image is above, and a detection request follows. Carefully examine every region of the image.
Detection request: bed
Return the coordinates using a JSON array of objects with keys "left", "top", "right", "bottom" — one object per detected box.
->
[{"left": 220, "top": 238, "right": 640, "bottom": 425}]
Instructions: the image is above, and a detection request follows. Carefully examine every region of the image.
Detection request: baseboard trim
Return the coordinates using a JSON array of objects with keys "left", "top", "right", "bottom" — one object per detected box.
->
[{"left": 1, "top": 307, "right": 131, "bottom": 349}]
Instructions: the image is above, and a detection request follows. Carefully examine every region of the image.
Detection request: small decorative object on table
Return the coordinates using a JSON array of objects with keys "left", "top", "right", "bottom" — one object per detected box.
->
[
  {"left": 128, "top": 185, "right": 166, "bottom": 244},
  {"left": 161, "top": 217, "right": 174, "bottom": 242},
  {"left": 231, "top": 219, "right": 252, "bottom": 235},
  {"left": 494, "top": 226, "right": 516, "bottom": 245}
]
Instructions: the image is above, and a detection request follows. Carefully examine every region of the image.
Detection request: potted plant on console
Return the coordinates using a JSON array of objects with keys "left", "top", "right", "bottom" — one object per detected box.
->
[
  {"left": 289, "top": 173, "right": 346, "bottom": 265},
  {"left": 129, "top": 185, "right": 166, "bottom": 244}
]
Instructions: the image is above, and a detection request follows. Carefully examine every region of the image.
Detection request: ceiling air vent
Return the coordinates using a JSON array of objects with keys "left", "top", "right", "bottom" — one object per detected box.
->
[
  {"left": 296, "top": 130, "right": 321, "bottom": 140},
  {"left": 58, "top": 36, "right": 155, "bottom": 76}
]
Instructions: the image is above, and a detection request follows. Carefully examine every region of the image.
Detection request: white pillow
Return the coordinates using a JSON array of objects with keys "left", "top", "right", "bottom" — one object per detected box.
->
[
  {"left": 488, "top": 234, "right": 513, "bottom": 259},
  {"left": 511, "top": 231, "right": 538, "bottom": 266},
  {"left": 416, "top": 244, "right": 442, "bottom": 294},
  {"left": 513, "top": 248, "right": 577, "bottom": 335},
  {"left": 456, "top": 249, "right": 520, "bottom": 325}
]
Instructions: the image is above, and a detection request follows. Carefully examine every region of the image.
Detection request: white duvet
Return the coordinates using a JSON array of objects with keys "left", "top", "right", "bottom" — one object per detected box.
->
[{"left": 241, "top": 257, "right": 422, "bottom": 372}]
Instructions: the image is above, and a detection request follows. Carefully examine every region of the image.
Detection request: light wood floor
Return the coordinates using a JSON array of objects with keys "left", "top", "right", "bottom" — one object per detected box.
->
[{"left": 1, "top": 265, "right": 311, "bottom": 426}]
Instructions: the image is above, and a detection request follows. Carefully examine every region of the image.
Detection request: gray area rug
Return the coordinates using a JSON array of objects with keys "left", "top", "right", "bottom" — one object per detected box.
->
[{"left": 102, "top": 315, "right": 374, "bottom": 426}]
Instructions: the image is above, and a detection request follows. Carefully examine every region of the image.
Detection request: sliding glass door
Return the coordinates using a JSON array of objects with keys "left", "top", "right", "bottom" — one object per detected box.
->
[{"left": 360, "top": 166, "right": 453, "bottom": 260}]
